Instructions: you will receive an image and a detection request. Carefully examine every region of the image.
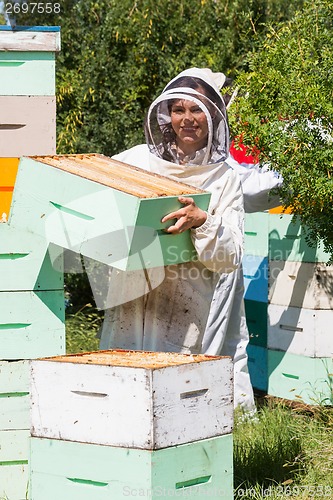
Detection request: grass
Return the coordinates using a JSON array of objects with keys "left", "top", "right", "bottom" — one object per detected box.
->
[
  {"left": 234, "top": 398, "right": 333, "bottom": 499},
  {"left": 65, "top": 303, "right": 103, "bottom": 354},
  {"left": 62, "top": 308, "right": 333, "bottom": 500}
]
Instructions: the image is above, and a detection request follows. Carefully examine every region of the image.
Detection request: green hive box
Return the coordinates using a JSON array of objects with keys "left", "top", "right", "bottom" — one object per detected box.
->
[
  {"left": 269, "top": 213, "right": 331, "bottom": 263},
  {"left": 9, "top": 155, "right": 211, "bottom": 271},
  {"left": 244, "top": 212, "right": 269, "bottom": 257},
  {"left": 0, "top": 361, "right": 30, "bottom": 500},
  {"left": 0, "top": 52, "right": 55, "bottom": 96},
  {"left": 30, "top": 434, "right": 233, "bottom": 500}
]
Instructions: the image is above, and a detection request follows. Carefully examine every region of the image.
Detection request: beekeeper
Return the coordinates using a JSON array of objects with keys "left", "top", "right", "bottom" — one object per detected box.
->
[{"left": 99, "top": 67, "right": 255, "bottom": 410}]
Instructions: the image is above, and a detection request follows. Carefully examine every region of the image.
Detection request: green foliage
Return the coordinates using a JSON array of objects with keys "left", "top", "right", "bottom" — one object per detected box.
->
[{"left": 229, "top": 0, "right": 333, "bottom": 260}]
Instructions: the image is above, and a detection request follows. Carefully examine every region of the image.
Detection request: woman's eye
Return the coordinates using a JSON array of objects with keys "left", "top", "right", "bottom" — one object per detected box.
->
[{"left": 171, "top": 108, "right": 184, "bottom": 114}]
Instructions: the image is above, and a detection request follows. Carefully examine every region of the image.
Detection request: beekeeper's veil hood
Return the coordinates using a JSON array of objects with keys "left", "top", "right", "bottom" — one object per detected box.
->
[{"left": 144, "top": 67, "right": 229, "bottom": 165}]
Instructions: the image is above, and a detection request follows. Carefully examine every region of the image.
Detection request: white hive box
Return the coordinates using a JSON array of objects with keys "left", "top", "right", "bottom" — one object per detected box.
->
[
  {"left": 10, "top": 154, "right": 211, "bottom": 270},
  {"left": 268, "top": 304, "right": 333, "bottom": 357},
  {"left": 30, "top": 350, "right": 233, "bottom": 449},
  {"left": 269, "top": 260, "right": 333, "bottom": 309}
]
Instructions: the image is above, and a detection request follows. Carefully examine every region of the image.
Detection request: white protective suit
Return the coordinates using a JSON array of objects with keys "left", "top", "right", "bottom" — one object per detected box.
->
[{"left": 100, "top": 68, "right": 280, "bottom": 411}]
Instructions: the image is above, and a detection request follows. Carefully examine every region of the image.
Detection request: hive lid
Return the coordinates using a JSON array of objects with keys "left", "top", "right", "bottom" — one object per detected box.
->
[
  {"left": 38, "top": 349, "right": 225, "bottom": 369},
  {"left": 30, "top": 154, "right": 208, "bottom": 199}
]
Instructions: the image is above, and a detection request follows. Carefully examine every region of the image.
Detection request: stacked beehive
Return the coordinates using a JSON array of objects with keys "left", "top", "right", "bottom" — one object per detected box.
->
[
  {"left": 244, "top": 208, "right": 333, "bottom": 405},
  {"left": 267, "top": 211, "right": 333, "bottom": 405},
  {"left": 9, "top": 154, "right": 211, "bottom": 272},
  {"left": 0, "top": 26, "right": 64, "bottom": 500},
  {"left": 29, "top": 350, "right": 234, "bottom": 499},
  {"left": 243, "top": 212, "right": 269, "bottom": 392}
]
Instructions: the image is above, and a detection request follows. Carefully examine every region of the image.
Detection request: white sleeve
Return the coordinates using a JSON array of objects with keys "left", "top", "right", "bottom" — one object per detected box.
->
[
  {"left": 191, "top": 168, "right": 244, "bottom": 274},
  {"left": 226, "top": 155, "right": 283, "bottom": 213}
]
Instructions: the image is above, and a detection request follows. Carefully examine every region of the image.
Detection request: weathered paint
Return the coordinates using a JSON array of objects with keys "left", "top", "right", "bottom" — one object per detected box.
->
[
  {"left": 0, "top": 52, "right": 55, "bottom": 95},
  {"left": 246, "top": 344, "right": 268, "bottom": 392},
  {"left": 0, "top": 29, "right": 61, "bottom": 52},
  {"left": 10, "top": 156, "right": 211, "bottom": 270},
  {"left": 243, "top": 254, "right": 269, "bottom": 303},
  {"left": 0, "top": 96, "right": 56, "bottom": 156},
  {"left": 30, "top": 434, "right": 233, "bottom": 500},
  {"left": 30, "top": 352, "right": 233, "bottom": 449},
  {"left": 0, "top": 361, "right": 30, "bottom": 430},
  {"left": 0, "top": 225, "right": 63, "bottom": 291},
  {"left": 0, "top": 290, "right": 65, "bottom": 360},
  {"left": 269, "top": 213, "right": 330, "bottom": 263},
  {"left": 268, "top": 350, "right": 333, "bottom": 405},
  {"left": 269, "top": 260, "right": 333, "bottom": 309},
  {"left": 268, "top": 304, "right": 333, "bottom": 357},
  {"left": 244, "top": 212, "right": 269, "bottom": 257}
]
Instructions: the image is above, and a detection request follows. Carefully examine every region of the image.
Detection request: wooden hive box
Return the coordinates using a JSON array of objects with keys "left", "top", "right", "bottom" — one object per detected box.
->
[
  {"left": 268, "top": 304, "right": 333, "bottom": 358},
  {"left": 30, "top": 350, "right": 233, "bottom": 450},
  {"left": 0, "top": 360, "right": 30, "bottom": 500},
  {"left": 269, "top": 260, "right": 333, "bottom": 309},
  {"left": 243, "top": 254, "right": 269, "bottom": 303},
  {"left": 0, "top": 96, "right": 56, "bottom": 157},
  {"left": 269, "top": 213, "right": 330, "bottom": 263},
  {"left": 10, "top": 154, "right": 211, "bottom": 270},
  {"left": 0, "top": 224, "right": 63, "bottom": 291},
  {"left": 246, "top": 344, "right": 268, "bottom": 393},
  {"left": 30, "top": 434, "right": 233, "bottom": 500},
  {"left": 0, "top": 157, "right": 19, "bottom": 220},
  {"left": 0, "top": 290, "right": 65, "bottom": 360}
]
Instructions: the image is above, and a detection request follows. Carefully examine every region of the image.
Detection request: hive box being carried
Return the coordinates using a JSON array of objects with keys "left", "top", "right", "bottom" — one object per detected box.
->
[
  {"left": 9, "top": 154, "right": 211, "bottom": 270},
  {"left": 30, "top": 350, "right": 233, "bottom": 450}
]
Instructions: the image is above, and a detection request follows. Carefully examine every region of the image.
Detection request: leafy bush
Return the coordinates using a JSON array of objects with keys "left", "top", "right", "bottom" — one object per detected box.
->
[{"left": 230, "top": 0, "right": 333, "bottom": 260}]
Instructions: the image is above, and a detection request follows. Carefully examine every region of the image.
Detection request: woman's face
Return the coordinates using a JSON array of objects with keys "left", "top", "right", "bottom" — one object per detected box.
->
[{"left": 170, "top": 99, "right": 209, "bottom": 156}]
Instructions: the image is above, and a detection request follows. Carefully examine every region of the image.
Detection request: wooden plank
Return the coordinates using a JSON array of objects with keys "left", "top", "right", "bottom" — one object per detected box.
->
[
  {"left": 0, "top": 30, "right": 60, "bottom": 52},
  {"left": 244, "top": 299, "right": 267, "bottom": 347},
  {"left": 0, "top": 225, "right": 63, "bottom": 291},
  {"left": 30, "top": 435, "right": 233, "bottom": 500},
  {"left": 30, "top": 351, "right": 233, "bottom": 449},
  {"left": 32, "top": 154, "right": 208, "bottom": 198},
  {"left": 10, "top": 156, "right": 210, "bottom": 270},
  {"left": 246, "top": 344, "right": 268, "bottom": 392},
  {"left": 268, "top": 304, "right": 333, "bottom": 358},
  {"left": 0, "top": 96, "right": 56, "bottom": 156},
  {"left": 269, "top": 260, "right": 333, "bottom": 309},
  {"left": 0, "top": 52, "right": 55, "bottom": 95},
  {"left": 244, "top": 212, "right": 269, "bottom": 257},
  {"left": 0, "top": 290, "right": 65, "bottom": 360},
  {"left": 269, "top": 213, "right": 330, "bottom": 263},
  {"left": 243, "top": 254, "right": 268, "bottom": 303},
  {"left": 268, "top": 350, "right": 333, "bottom": 405}
]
